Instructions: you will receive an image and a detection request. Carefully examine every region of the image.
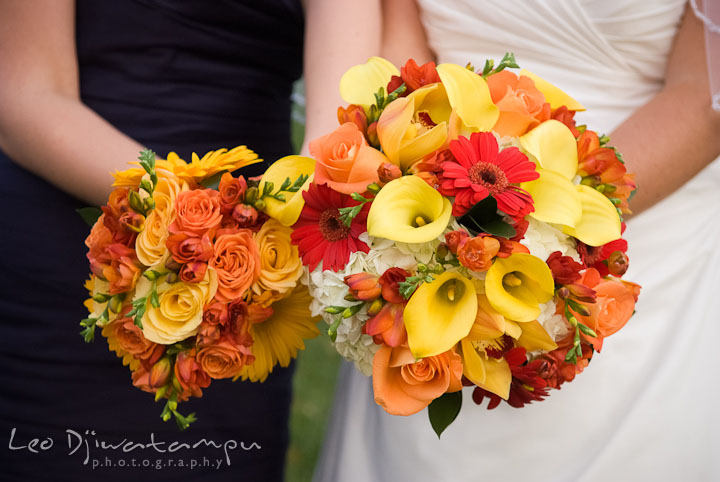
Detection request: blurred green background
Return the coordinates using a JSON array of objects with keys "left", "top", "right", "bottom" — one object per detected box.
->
[{"left": 284, "top": 80, "right": 342, "bottom": 482}]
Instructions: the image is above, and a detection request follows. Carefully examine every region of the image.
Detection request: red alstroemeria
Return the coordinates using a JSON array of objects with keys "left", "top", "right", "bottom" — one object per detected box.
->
[
  {"left": 577, "top": 235, "right": 628, "bottom": 277},
  {"left": 471, "top": 347, "right": 550, "bottom": 409},
  {"left": 546, "top": 251, "right": 584, "bottom": 285},
  {"left": 438, "top": 132, "right": 539, "bottom": 219},
  {"left": 291, "top": 184, "right": 370, "bottom": 272}
]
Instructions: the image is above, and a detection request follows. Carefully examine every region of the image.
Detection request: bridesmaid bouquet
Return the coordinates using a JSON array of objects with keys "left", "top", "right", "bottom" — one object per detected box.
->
[
  {"left": 286, "top": 55, "right": 641, "bottom": 436},
  {"left": 80, "top": 147, "right": 318, "bottom": 429}
]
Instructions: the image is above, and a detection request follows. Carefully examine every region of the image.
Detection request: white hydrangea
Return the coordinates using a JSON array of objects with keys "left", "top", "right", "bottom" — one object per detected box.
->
[{"left": 520, "top": 217, "right": 580, "bottom": 263}]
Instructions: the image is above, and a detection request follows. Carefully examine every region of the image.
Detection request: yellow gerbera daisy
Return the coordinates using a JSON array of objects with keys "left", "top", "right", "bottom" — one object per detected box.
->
[{"left": 237, "top": 286, "right": 320, "bottom": 382}]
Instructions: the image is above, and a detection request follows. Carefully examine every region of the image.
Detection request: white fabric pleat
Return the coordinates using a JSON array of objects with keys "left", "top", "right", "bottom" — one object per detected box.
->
[{"left": 314, "top": 1, "right": 720, "bottom": 480}]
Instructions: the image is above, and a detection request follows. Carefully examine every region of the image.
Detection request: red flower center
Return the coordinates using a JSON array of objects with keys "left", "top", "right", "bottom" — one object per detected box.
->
[
  {"left": 319, "top": 209, "right": 350, "bottom": 242},
  {"left": 468, "top": 162, "right": 509, "bottom": 194}
]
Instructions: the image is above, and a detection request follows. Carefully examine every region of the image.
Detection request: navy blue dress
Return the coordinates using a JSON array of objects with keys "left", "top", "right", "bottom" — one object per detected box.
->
[{"left": 0, "top": 1, "right": 303, "bottom": 481}]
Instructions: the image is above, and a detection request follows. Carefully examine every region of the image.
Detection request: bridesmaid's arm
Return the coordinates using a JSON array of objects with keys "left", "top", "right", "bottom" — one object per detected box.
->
[
  {"left": 609, "top": 5, "right": 720, "bottom": 214},
  {"left": 381, "top": 0, "right": 435, "bottom": 66},
  {"left": 301, "top": 0, "right": 382, "bottom": 152},
  {"left": 0, "top": 0, "right": 144, "bottom": 205}
]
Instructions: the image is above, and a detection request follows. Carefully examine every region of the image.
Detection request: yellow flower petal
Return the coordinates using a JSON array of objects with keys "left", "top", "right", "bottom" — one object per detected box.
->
[
  {"left": 485, "top": 253, "right": 554, "bottom": 322},
  {"left": 259, "top": 155, "right": 316, "bottom": 226},
  {"left": 397, "top": 122, "right": 448, "bottom": 170},
  {"left": 504, "top": 320, "right": 523, "bottom": 339},
  {"left": 467, "top": 294, "right": 506, "bottom": 340},
  {"left": 367, "top": 175, "right": 451, "bottom": 243},
  {"left": 516, "top": 320, "right": 558, "bottom": 351},
  {"left": 460, "top": 338, "right": 486, "bottom": 385},
  {"left": 436, "top": 63, "right": 499, "bottom": 131},
  {"left": 237, "top": 286, "right": 320, "bottom": 382},
  {"left": 476, "top": 356, "right": 511, "bottom": 399},
  {"left": 522, "top": 168, "right": 582, "bottom": 227},
  {"left": 339, "top": 57, "right": 400, "bottom": 109},
  {"left": 404, "top": 272, "right": 478, "bottom": 358},
  {"left": 519, "top": 69, "right": 585, "bottom": 111},
  {"left": 520, "top": 119, "right": 578, "bottom": 180},
  {"left": 563, "top": 184, "right": 622, "bottom": 246},
  {"left": 377, "top": 96, "right": 414, "bottom": 166}
]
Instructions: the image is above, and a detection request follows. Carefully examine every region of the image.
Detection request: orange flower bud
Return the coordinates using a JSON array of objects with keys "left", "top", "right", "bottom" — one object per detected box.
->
[
  {"left": 377, "top": 162, "right": 402, "bottom": 184},
  {"left": 232, "top": 204, "right": 259, "bottom": 227},
  {"left": 149, "top": 358, "right": 172, "bottom": 389},
  {"left": 607, "top": 250, "right": 629, "bottom": 277},
  {"left": 344, "top": 272, "right": 381, "bottom": 301}
]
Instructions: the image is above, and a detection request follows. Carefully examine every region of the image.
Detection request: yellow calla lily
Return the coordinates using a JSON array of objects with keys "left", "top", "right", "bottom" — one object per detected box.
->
[
  {"left": 519, "top": 69, "right": 585, "bottom": 111},
  {"left": 520, "top": 120, "right": 622, "bottom": 246},
  {"left": 521, "top": 168, "right": 582, "bottom": 226},
  {"left": 520, "top": 119, "right": 578, "bottom": 179},
  {"left": 339, "top": 57, "right": 400, "bottom": 110},
  {"left": 485, "top": 253, "right": 554, "bottom": 322},
  {"left": 377, "top": 84, "right": 449, "bottom": 170},
  {"left": 516, "top": 320, "right": 558, "bottom": 352},
  {"left": 436, "top": 63, "right": 499, "bottom": 132},
  {"left": 404, "top": 272, "right": 478, "bottom": 358},
  {"left": 259, "top": 155, "right": 315, "bottom": 226},
  {"left": 367, "top": 175, "right": 451, "bottom": 243},
  {"left": 563, "top": 184, "right": 622, "bottom": 246}
]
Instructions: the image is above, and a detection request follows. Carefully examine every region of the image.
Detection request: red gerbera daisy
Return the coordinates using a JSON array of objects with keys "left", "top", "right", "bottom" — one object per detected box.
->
[
  {"left": 291, "top": 183, "right": 370, "bottom": 272},
  {"left": 438, "top": 132, "right": 539, "bottom": 219}
]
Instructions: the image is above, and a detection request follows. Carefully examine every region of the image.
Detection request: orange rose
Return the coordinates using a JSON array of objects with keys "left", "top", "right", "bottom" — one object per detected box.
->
[
  {"left": 103, "top": 314, "right": 165, "bottom": 370},
  {"left": 487, "top": 70, "right": 551, "bottom": 137},
  {"left": 103, "top": 243, "right": 141, "bottom": 294},
  {"left": 218, "top": 172, "right": 247, "bottom": 214},
  {"left": 457, "top": 235, "right": 500, "bottom": 272},
  {"left": 372, "top": 344, "right": 463, "bottom": 416},
  {"left": 576, "top": 268, "right": 639, "bottom": 348},
  {"left": 196, "top": 339, "right": 253, "bottom": 379},
  {"left": 174, "top": 349, "right": 211, "bottom": 401},
  {"left": 86, "top": 215, "right": 114, "bottom": 277},
  {"left": 210, "top": 229, "right": 261, "bottom": 301},
  {"left": 169, "top": 189, "right": 222, "bottom": 235},
  {"left": 309, "top": 122, "right": 389, "bottom": 194}
]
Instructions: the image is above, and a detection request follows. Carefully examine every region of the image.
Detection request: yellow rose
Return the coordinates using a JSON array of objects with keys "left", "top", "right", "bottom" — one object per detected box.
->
[
  {"left": 251, "top": 219, "right": 303, "bottom": 304},
  {"left": 135, "top": 173, "right": 187, "bottom": 268},
  {"left": 136, "top": 268, "right": 217, "bottom": 344}
]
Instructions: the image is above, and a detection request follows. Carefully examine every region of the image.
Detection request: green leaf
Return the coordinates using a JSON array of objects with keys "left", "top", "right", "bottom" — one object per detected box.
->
[
  {"left": 428, "top": 391, "right": 462, "bottom": 438},
  {"left": 76, "top": 207, "right": 103, "bottom": 227},
  {"left": 458, "top": 197, "right": 516, "bottom": 238},
  {"left": 199, "top": 171, "right": 226, "bottom": 190}
]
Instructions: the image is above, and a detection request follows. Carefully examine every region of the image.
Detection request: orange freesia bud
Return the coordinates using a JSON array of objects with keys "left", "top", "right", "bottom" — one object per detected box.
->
[
  {"left": 566, "top": 282, "right": 597, "bottom": 303},
  {"left": 457, "top": 235, "right": 500, "bottom": 271},
  {"left": 364, "top": 302, "right": 406, "bottom": 347},
  {"left": 366, "top": 121, "right": 379, "bottom": 147},
  {"left": 149, "top": 358, "right": 172, "bottom": 389},
  {"left": 377, "top": 162, "right": 402, "bottom": 184},
  {"left": 232, "top": 204, "right": 259, "bottom": 227},
  {"left": 337, "top": 104, "right": 368, "bottom": 133},
  {"left": 344, "top": 272, "right": 381, "bottom": 301},
  {"left": 607, "top": 250, "right": 629, "bottom": 276}
]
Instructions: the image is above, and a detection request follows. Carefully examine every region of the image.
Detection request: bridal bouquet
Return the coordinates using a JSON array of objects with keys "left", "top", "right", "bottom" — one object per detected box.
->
[
  {"left": 286, "top": 55, "right": 640, "bottom": 435},
  {"left": 80, "top": 147, "right": 318, "bottom": 429}
]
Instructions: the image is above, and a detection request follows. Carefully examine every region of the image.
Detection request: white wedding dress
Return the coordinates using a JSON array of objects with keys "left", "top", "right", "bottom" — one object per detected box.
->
[{"left": 313, "top": 1, "right": 720, "bottom": 481}]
